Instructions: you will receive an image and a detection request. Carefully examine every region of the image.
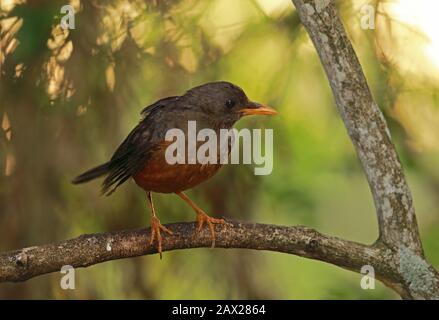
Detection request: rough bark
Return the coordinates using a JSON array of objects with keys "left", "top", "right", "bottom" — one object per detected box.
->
[
  {"left": 290, "top": 0, "right": 439, "bottom": 299},
  {"left": 292, "top": 0, "right": 422, "bottom": 254},
  {"left": 1, "top": 0, "right": 438, "bottom": 300},
  {"left": 0, "top": 221, "right": 385, "bottom": 283}
]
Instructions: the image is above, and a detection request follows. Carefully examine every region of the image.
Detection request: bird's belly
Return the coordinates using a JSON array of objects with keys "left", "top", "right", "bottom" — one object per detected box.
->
[{"left": 133, "top": 156, "right": 223, "bottom": 193}]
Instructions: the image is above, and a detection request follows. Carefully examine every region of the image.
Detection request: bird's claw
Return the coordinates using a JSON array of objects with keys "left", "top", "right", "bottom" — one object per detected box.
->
[
  {"left": 150, "top": 216, "right": 173, "bottom": 259},
  {"left": 196, "top": 212, "right": 225, "bottom": 248}
]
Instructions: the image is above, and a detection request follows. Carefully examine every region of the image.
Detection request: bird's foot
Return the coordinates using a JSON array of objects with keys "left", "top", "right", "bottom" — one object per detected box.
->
[
  {"left": 150, "top": 216, "right": 173, "bottom": 259},
  {"left": 195, "top": 211, "right": 225, "bottom": 248}
]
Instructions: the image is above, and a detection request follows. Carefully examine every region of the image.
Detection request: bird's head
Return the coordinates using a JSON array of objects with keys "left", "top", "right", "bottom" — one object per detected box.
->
[{"left": 184, "top": 81, "right": 277, "bottom": 126}]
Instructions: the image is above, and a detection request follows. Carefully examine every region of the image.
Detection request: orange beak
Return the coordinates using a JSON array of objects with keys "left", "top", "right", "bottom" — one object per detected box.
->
[{"left": 239, "top": 101, "right": 278, "bottom": 116}]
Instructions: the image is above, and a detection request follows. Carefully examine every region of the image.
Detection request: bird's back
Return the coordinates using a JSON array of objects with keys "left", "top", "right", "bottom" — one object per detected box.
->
[{"left": 104, "top": 95, "right": 227, "bottom": 194}]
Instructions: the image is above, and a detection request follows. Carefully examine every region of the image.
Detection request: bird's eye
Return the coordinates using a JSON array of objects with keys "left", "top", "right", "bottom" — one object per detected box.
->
[{"left": 225, "top": 99, "right": 235, "bottom": 109}]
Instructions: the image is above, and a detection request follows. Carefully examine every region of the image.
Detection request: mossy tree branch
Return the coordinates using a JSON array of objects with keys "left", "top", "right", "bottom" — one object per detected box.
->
[{"left": 290, "top": 0, "right": 439, "bottom": 299}]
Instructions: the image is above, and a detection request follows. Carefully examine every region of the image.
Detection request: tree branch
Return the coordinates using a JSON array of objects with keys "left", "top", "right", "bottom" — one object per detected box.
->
[
  {"left": 291, "top": 0, "right": 421, "bottom": 254},
  {"left": 290, "top": 0, "right": 439, "bottom": 299},
  {"left": 0, "top": 220, "right": 386, "bottom": 283}
]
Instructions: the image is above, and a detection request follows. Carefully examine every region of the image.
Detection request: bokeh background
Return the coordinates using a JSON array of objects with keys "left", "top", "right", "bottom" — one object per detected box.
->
[{"left": 1, "top": 0, "right": 439, "bottom": 299}]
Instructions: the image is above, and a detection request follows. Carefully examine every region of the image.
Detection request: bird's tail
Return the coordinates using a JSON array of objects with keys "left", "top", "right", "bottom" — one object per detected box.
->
[{"left": 72, "top": 162, "right": 110, "bottom": 184}]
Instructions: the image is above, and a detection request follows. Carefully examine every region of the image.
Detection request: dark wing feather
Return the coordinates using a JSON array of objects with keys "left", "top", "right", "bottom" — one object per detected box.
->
[
  {"left": 102, "top": 96, "right": 177, "bottom": 195},
  {"left": 140, "top": 96, "right": 179, "bottom": 118}
]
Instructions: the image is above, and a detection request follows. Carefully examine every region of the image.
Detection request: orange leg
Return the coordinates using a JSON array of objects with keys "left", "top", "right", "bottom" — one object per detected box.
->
[
  {"left": 147, "top": 192, "right": 173, "bottom": 259},
  {"left": 176, "top": 192, "right": 225, "bottom": 248}
]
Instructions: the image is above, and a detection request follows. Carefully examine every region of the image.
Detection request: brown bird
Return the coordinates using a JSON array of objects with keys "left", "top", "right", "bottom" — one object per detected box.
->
[{"left": 72, "top": 81, "right": 277, "bottom": 257}]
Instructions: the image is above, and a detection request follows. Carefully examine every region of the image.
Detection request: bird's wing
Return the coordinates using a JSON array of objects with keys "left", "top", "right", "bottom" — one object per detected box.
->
[
  {"left": 102, "top": 96, "right": 177, "bottom": 195},
  {"left": 140, "top": 96, "right": 179, "bottom": 118}
]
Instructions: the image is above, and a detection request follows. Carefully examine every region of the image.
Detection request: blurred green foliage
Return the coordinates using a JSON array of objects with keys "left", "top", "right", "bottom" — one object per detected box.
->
[{"left": 1, "top": 0, "right": 438, "bottom": 299}]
